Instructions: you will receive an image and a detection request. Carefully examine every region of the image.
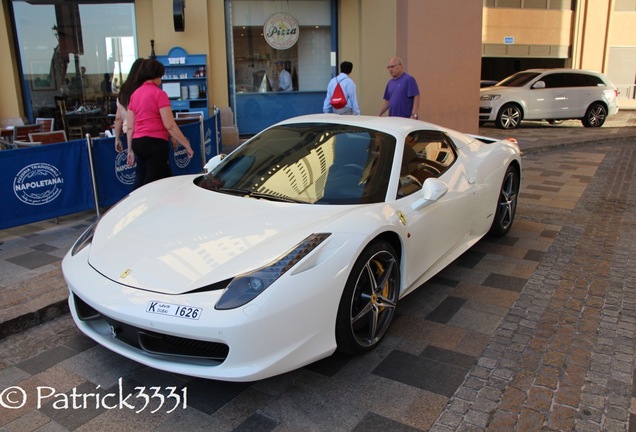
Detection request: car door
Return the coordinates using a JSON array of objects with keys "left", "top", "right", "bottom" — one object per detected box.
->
[
  {"left": 394, "top": 131, "right": 477, "bottom": 292},
  {"left": 525, "top": 73, "right": 564, "bottom": 119},
  {"left": 560, "top": 73, "right": 604, "bottom": 117}
]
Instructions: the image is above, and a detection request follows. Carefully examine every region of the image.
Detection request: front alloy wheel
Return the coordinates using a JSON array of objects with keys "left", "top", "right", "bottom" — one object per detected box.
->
[
  {"left": 581, "top": 103, "right": 607, "bottom": 127},
  {"left": 336, "top": 241, "right": 399, "bottom": 355},
  {"left": 496, "top": 103, "right": 522, "bottom": 129},
  {"left": 489, "top": 165, "right": 519, "bottom": 236}
]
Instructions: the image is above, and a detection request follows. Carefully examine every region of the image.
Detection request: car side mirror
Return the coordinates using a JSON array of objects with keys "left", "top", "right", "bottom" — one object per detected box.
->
[
  {"left": 532, "top": 81, "right": 546, "bottom": 89},
  {"left": 411, "top": 178, "right": 448, "bottom": 210},
  {"left": 204, "top": 154, "right": 227, "bottom": 172}
]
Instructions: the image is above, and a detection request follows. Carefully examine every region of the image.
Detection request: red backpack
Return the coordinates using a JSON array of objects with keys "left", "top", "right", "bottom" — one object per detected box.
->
[{"left": 330, "top": 78, "right": 347, "bottom": 109}]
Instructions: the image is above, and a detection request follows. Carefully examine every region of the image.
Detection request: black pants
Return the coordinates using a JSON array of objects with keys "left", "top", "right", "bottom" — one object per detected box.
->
[{"left": 131, "top": 136, "right": 172, "bottom": 190}]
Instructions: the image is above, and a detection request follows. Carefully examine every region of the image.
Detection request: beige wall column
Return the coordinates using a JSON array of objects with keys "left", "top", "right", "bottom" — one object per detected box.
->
[
  {"left": 339, "top": 0, "right": 397, "bottom": 117},
  {"left": 397, "top": 0, "right": 482, "bottom": 132},
  {"left": 0, "top": 0, "right": 24, "bottom": 122},
  {"left": 339, "top": 0, "right": 481, "bottom": 132},
  {"left": 336, "top": 0, "right": 362, "bottom": 106},
  {"left": 572, "top": 0, "right": 612, "bottom": 73}
]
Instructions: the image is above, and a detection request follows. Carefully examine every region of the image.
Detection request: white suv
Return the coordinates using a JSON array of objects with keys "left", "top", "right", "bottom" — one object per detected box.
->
[{"left": 479, "top": 69, "right": 619, "bottom": 129}]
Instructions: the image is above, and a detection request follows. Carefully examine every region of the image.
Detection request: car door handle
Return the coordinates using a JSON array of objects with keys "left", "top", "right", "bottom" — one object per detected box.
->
[{"left": 468, "top": 176, "right": 476, "bottom": 184}]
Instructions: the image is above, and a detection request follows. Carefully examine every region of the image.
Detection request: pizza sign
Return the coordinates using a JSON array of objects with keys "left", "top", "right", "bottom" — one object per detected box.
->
[{"left": 264, "top": 13, "right": 299, "bottom": 50}]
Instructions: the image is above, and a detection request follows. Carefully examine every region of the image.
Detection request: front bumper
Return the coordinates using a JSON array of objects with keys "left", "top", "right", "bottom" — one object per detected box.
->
[
  {"left": 62, "top": 241, "right": 355, "bottom": 382},
  {"left": 479, "top": 104, "right": 496, "bottom": 121}
]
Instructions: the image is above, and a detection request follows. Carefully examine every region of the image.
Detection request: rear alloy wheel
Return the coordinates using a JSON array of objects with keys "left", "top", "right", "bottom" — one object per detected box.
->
[
  {"left": 489, "top": 165, "right": 519, "bottom": 237},
  {"left": 496, "top": 103, "right": 522, "bottom": 129},
  {"left": 336, "top": 241, "right": 399, "bottom": 355},
  {"left": 581, "top": 103, "right": 607, "bottom": 127}
]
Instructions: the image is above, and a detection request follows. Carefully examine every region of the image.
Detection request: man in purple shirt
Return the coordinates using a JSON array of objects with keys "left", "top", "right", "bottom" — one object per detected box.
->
[{"left": 377, "top": 57, "right": 420, "bottom": 119}]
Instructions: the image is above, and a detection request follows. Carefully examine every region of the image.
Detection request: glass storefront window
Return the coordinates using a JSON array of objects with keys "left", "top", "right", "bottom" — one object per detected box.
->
[
  {"left": 11, "top": 1, "right": 136, "bottom": 123},
  {"left": 228, "top": 0, "right": 335, "bottom": 135},
  {"left": 230, "top": 0, "right": 332, "bottom": 93}
]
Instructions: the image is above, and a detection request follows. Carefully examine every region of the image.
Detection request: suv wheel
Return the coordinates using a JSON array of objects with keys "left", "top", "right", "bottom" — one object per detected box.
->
[
  {"left": 581, "top": 103, "right": 607, "bottom": 127},
  {"left": 496, "top": 103, "right": 522, "bottom": 129}
]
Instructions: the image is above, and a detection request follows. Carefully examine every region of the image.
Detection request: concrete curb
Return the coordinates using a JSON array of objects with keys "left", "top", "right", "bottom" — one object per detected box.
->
[{"left": 0, "top": 300, "right": 69, "bottom": 340}]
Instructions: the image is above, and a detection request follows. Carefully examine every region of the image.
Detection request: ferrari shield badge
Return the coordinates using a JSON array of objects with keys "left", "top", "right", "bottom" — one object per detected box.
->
[{"left": 397, "top": 210, "right": 407, "bottom": 226}]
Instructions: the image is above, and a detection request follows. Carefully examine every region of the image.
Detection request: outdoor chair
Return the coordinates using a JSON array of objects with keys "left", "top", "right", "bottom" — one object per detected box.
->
[
  {"left": 14, "top": 140, "right": 42, "bottom": 148},
  {"left": 12, "top": 124, "right": 43, "bottom": 142},
  {"left": 176, "top": 111, "right": 204, "bottom": 119},
  {"left": 175, "top": 117, "right": 200, "bottom": 126},
  {"left": 56, "top": 99, "right": 86, "bottom": 139},
  {"left": 35, "top": 117, "right": 55, "bottom": 132},
  {"left": 28, "top": 130, "right": 68, "bottom": 144}
]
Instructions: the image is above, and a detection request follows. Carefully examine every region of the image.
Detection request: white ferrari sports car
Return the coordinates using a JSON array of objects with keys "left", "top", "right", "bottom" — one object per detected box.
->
[{"left": 62, "top": 114, "right": 521, "bottom": 382}]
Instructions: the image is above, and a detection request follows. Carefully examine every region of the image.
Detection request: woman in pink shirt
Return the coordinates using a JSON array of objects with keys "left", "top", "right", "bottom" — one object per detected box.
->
[{"left": 126, "top": 59, "right": 194, "bottom": 189}]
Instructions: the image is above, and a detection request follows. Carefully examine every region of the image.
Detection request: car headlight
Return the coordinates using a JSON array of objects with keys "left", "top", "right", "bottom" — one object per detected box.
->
[
  {"left": 71, "top": 222, "right": 98, "bottom": 256},
  {"left": 480, "top": 94, "right": 501, "bottom": 101},
  {"left": 215, "top": 233, "right": 331, "bottom": 310}
]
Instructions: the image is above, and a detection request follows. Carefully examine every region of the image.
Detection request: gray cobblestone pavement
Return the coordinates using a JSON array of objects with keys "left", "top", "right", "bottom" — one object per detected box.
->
[
  {"left": 432, "top": 140, "right": 636, "bottom": 431},
  {"left": 0, "top": 108, "right": 635, "bottom": 431}
]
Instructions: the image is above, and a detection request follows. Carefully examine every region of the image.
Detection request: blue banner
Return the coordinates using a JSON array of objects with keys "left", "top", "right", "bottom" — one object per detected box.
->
[
  {"left": 0, "top": 113, "right": 220, "bottom": 230},
  {"left": 0, "top": 140, "right": 94, "bottom": 230},
  {"left": 92, "top": 115, "right": 215, "bottom": 207},
  {"left": 91, "top": 136, "right": 135, "bottom": 208},
  {"left": 169, "top": 121, "right": 203, "bottom": 176}
]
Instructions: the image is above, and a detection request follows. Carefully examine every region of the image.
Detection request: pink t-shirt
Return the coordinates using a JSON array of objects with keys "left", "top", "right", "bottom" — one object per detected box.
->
[{"left": 128, "top": 81, "right": 171, "bottom": 140}]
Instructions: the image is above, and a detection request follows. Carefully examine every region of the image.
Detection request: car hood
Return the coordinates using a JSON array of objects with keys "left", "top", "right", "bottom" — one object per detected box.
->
[
  {"left": 88, "top": 177, "right": 359, "bottom": 294},
  {"left": 480, "top": 86, "right": 515, "bottom": 94}
]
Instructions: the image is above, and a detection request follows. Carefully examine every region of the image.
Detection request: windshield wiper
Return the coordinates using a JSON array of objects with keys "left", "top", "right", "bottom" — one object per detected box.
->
[
  {"left": 249, "top": 192, "right": 305, "bottom": 203},
  {"left": 217, "top": 187, "right": 251, "bottom": 196},
  {"left": 216, "top": 187, "right": 305, "bottom": 203}
]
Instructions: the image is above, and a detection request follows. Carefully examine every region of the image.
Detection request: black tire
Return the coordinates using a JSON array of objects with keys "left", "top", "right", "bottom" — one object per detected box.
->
[
  {"left": 336, "top": 240, "right": 400, "bottom": 355},
  {"left": 495, "top": 103, "right": 522, "bottom": 129},
  {"left": 547, "top": 119, "right": 563, "bottom": 125},
  {"left": 581, "top": 103, "right": 607, "bottom": 127},
  {"left": 489, "top": 164, "right": 519, "bottom": 237}
]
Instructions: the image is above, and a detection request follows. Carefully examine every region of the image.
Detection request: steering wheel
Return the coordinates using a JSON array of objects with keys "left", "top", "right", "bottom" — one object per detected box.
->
[
  {"left": 402, "top": 174, "right": 422, "bottom": 188},
  {"left": 413, "top": 160, "right": 439, "bottom": 174}
]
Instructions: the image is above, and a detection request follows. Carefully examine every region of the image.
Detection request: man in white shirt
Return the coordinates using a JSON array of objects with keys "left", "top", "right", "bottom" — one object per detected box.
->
[
  {"left": 323, "top": 61, "right": 360, "bottom": 115},
  {"left": 276, "top": 61, "right": 293, "bottom": 92}
]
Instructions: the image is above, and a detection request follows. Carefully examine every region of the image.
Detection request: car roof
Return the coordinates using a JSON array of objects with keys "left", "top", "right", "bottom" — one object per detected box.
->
[
  {"left": 275, "top": 114, "right": 450, "bottom": 137},
  {"left": 518, "top": 68, "right": 604, "bottom": 76},
  {"left": 273, "top": 114, "right": 476, "bottom": 149}
]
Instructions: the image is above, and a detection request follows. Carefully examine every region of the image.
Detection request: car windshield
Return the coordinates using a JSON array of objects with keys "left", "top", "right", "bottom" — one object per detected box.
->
[
  {"left": 496, "top": 72, "right": 541, "bottom": 87},
  {"left": 198, "top": 122, "right": 396, "bottom": 205}
]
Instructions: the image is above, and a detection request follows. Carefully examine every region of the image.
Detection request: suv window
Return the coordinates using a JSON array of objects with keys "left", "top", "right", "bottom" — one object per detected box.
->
[
  {"left": 540, "top": 73, "right": 566, "bottom": 88},
  {"left": 498, "top": 72, "right": 541, "bottom": 87},
  {"left": 539, "top": 72, "right": 606, "bottom": 88},
  {"left": 577, "top": 73, "right": 604, "bottom": 87}
]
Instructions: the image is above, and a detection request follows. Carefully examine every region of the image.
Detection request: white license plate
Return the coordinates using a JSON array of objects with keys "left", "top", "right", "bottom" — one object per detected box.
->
[{"left": 146, "top": 301, "right": 202, "bottom": 320}]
